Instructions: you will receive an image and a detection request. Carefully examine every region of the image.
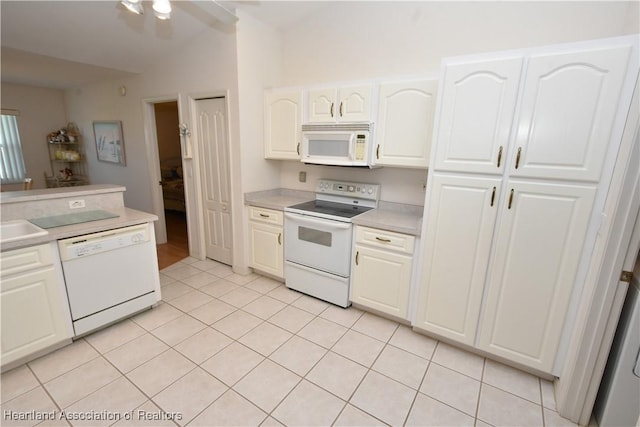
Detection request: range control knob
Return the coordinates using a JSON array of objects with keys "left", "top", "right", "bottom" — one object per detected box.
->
[
  {"left": 348, "top": 185, "right": 355, "bottom": 192},
  {"left": 368, "top": 188, "right": 374, "bottom": 194}
]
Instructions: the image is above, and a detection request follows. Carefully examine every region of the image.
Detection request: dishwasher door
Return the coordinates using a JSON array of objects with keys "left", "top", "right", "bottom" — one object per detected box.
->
[{"left": 58, "top": 223, "right": 160, "bottom": 333}]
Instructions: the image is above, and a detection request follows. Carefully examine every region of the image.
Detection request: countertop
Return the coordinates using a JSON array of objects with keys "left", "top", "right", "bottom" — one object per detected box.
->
[
  {"left": 0, "top": 184, "right": 126, "bottom": 204},
  {"left": 1, "top": 207, "right": 157, "bottom": 252},
  {"left": 245, "top": 188, "right": 423, "bottom": 236}
]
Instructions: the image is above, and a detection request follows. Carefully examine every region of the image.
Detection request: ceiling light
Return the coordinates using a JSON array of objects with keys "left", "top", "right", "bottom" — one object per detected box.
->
[
  {"left": 120, "top": 0, "right": 143, "bottom": 15},
  {"left": 152, "top": 0, "right": 172, "bottom": 20}
]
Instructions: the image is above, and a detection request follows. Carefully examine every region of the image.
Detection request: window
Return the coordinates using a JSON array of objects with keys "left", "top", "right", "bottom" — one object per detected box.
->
[{"left": 0, "top": 109, "right": 26, "bottom": 184}]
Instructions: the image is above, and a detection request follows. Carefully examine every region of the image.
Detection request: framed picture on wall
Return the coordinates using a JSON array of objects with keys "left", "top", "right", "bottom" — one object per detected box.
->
[{"left": 93, "top": 120, "right": 126, "bottom": 166}]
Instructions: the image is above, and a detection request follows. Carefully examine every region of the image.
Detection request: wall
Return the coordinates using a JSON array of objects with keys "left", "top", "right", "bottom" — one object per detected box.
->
[
  {"left": 1, "top": 83, "right": 67, "bottom": 190},
  {"left": 275, "top": 1, "right": 638, "bottom": 206}
]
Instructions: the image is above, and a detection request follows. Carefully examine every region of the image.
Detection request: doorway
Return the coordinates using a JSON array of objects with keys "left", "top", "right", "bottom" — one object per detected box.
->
[{"left": 154, "top": 101, "right": 189, "bottom": 268}]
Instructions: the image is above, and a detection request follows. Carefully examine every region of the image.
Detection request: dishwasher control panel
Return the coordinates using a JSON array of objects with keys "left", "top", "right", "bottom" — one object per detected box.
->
[{"left": 58, "top": 224, "right": 150, "bottom": 261}]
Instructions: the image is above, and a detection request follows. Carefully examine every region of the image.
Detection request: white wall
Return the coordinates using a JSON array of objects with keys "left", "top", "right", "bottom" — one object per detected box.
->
[
  {"left": 1, "top": 83, "right": 67, "bottom": 190},
  {"left": 275, "top": 1, "right": 638, "bottom": 206}
]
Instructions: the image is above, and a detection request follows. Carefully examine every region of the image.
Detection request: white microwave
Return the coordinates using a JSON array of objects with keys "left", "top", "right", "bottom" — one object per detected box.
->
[{"left": 301, "top": 123, "right": 377, "bottom": 167}]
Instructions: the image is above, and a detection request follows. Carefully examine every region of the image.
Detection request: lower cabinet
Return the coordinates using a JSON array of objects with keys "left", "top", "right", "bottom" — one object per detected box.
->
[
  {"left": 351, "top": 226, "right": 415, "bottom": 320},
  {"left": 248, "top": 206, "right": 284, "bottom": 278},
  {"left": 1, "top": 242, "right": 73, "bottom": 368}
]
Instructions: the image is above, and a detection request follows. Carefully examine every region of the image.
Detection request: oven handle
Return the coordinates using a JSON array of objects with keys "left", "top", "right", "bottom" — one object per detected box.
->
[{"left": 284, "top": 212, "right": 352, "bottom": 230}]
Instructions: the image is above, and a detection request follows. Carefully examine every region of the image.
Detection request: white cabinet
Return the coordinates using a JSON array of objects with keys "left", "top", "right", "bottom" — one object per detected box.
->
[
  {"left": 416, "top": 36, "right": 638, "bottom": 374},
  {"left": 477, "top": 180, "right": 596, "bottom": 369},
  {"left": 248, "top": 206, "right": 284, "bottom": 278},
  {"left": 414, "top": 174, "right": 501, "bottom": 345},
  {"left": 374, "top": 79, "right": 438, "bottom": 168},
  {"left": 1, "top": 243, "right": 73, "bottom": 368},
  {"left": 351, "top": 226, "right": 415, "bottom": 320},
  {"left": 308, "top": 84, "right": 373, "bottom": 123},
  {"left": 264, "top": 90, "right": 303, "bottom": 160},
  {"left": 509, "top": 45, "right": 632, "bottom": 182},
  {"left": 432, "top": 57, "right": 523, "bottom": 175}
]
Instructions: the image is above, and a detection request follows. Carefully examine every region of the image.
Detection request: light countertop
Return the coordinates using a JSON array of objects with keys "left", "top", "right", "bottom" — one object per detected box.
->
[
  {"left": 245, "top": 188, "right": 423, "bottom": 236},
  {"left": 1, "top": 207, "right": 157, "bottom": 252},
  {"left": 0, "top": 184, "right": 126, "bottom": 204}
]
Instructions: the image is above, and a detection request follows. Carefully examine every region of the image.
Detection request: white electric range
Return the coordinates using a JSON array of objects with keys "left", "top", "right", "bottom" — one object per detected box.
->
[{"left": 284, "top": 179, "right": 380, "bottom": 307}]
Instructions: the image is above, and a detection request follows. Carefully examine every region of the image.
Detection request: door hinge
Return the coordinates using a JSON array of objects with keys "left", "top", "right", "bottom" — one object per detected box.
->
[{"left": 620, "top": 270, "right": 634, "bottom": 283}]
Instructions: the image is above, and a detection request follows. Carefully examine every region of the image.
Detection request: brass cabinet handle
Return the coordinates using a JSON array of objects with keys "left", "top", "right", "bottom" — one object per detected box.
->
[
  {"left": 497, "top": 146, "right": 503, "bottom": 168},
  {"left": 330, "top": 103, "right": 334, "bottom": 118},
  {"left": 339, "top": 102, "right": 344, "bottom": 117},
  {"left": 376, "top": 144, "right": 380, "bottom": 159},
  {"left": 491, "top": 186, "right": 496, "bottom": 207},
  {"left": 259, "top": 213, "right": 269, "bottom": 218},
  {"left": 515, "top": 147, "right": 522, "bottom": 169},
  {"left": 296, "top": 142, "right": 300, "bottom": 155},
  {"left": 508, "top": 189, "right": 514, "bottom": 209},
  {"left": 278, "top": 233, "right": 282, "bottom": 245},
  {"left": 355, "top": 251, "right": 360, "bottom": 265},
  {"left": 375, "top": 237, "right": 391, "bottom": 243}
]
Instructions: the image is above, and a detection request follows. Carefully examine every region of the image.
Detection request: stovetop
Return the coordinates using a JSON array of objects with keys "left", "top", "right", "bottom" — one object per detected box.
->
[{"left": 287, "top": 200, "right": 373, "bottom": 219}]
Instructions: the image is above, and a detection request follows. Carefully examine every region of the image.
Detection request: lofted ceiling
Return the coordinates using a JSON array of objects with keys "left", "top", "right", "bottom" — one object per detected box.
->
[{"left": 0, "top": 0, "right": 328, "bottom": 89}]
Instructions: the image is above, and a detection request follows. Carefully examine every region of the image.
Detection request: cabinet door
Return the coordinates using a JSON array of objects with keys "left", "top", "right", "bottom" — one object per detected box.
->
[
  {"left": 375, "top": 80, "right": 438, "bottom": 168},
  {"left": 433, "top": 56, "right": 523, "bottom": 174},
  {"left": 510, "top": 43, "right": 633, "bottom": 182},
  {"left": 338, "top": 84, "right": 373, "bottom": 122},
  {"left": 308, "top": 88, "right": 338, "bottom": 123},
  {"left": 264, "top": 91, "right": 303, "bottom": 159},
  {"left": 414, "top": 174, "right": 502, "bottom": 345},
  {"left": 249, "top": 221, "right": 283, "bottom": 278},
  {"left": 351, "top": 245, "right": 413, "bottom": 319},
  {"left": 1, "top": 267, "right": 71, "bottom": 366},
  {"left": 478, "top": 180, "right": 597, "bottom": 373}
]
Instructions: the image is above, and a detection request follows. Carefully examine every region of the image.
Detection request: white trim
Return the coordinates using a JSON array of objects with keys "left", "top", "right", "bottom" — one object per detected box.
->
[
  {"left": 141, "top": 94, "right": 181, "bottom": 245},
  {"left": 556, "top": 74, "right": 640, "bottom": 424}
]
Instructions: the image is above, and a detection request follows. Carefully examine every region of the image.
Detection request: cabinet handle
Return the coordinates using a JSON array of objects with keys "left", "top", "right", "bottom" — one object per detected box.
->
[
  {"left": 278, "top": 233, "right": 282, "bottom": 245},
  {"left": 508, "top": 189, "right": 514, "bottom": 209},
  {"left": 355, "top": 251, "right": 359, "bottom": 265},
  {"left": 375, "top": 236, "right": 391, "bottom": 243},
  {"left": 339, "top": 102, "right": 344, "bottom": 117},
  {"left": 296, "top": 143, "right": 300, "bottom": 155},
  {"left": 497, "top": 146, "right": 503, "bottom": 168},
  {"left": 376, "top": 144, "right": 380, "bottom": 159},
  {"left": 490, "top": 186, "right": 496, "bottom": 207},
  {"left": 259, "top": 213, "right": 270, "bottom": 218},
  {"left": 515, "top": 147, "right": 522, "bottom": 169},
  {"left": 330, "top": 103, "right": 334, "bottom": 118}
]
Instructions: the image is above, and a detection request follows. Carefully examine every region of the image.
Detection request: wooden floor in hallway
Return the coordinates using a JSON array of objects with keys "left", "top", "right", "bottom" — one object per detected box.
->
[{"left": 156, "top": 210, "right": 189, "bottom": 270}]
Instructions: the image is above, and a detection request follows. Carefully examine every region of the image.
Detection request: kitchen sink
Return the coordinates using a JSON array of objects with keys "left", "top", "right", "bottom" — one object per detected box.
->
[{"left": 0, "top": 220, "right": 48, "bottom": 244}]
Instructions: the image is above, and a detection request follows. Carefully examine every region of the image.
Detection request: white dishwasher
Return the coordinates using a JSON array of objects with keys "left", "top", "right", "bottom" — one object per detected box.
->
[{"left": 58, "top": 223, "right": 161, "bottom": 336}]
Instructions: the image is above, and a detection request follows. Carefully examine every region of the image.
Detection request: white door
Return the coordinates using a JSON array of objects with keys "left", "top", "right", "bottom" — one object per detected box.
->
[
  {"left": 264, "top": 91, "right": 303, "bottom": 159},
  {"left": 433, "top": 56, "right": 523, "bottom": 175},
  {"left": 415, "top": 173, "right": 502, "bottom": 345},
  {"left": 196, "top": 97, "right": 232, "bottom": 264},
  {"left": 478, "top": 179, "right": 597, "bottom": 372},
  {"left": 351, "top": 245, "right": 413, "bottom": 319},
  {"left": 308, "top": 88, "right": 338, "bottom": 123},
  {"left": 375, "top": 79, "right": 438, "bottom": 168},
  {"left": 338, "top": 84, "right": 373, "bottom": 122},
  {"left": 510, "top": 43, "right": 633, "bottom": 182}
]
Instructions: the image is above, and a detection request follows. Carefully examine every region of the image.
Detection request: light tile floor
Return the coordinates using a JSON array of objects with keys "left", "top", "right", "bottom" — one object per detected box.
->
[{"left": 1, "top": 258, "right": 578, "bottom": 427}]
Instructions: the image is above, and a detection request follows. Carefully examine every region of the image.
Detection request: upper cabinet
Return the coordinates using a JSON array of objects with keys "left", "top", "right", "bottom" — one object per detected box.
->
[
  {"left": 510, "top": 45, "right": 632, "bottom": 182},
  {"left": 373, "top": 79, "right": 438, "bottom": 168},
  {"left": 432, "top": 57, "right": 523, "bottom": 175},
  {"left": 264, "top": 90, "right": 303, "bottom": 160},
  {"left": 308, "top": 84, "right": 373, "bottom": 123}
]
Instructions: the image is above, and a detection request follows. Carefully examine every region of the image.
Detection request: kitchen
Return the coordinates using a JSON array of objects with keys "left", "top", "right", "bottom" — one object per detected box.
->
[{"left": 1, "top": 1, "right": 639, "bottom": 426}]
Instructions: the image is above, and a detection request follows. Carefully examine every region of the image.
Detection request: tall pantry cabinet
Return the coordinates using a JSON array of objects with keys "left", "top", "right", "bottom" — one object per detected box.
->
[{"left": 415, "top": 36, "right": 638, "bottom": 374}]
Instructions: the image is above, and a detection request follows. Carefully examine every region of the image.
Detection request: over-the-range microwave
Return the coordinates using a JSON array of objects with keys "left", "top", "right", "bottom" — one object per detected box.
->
[{"left": 300, "top": 122, "right": 378, "bottom": 167}]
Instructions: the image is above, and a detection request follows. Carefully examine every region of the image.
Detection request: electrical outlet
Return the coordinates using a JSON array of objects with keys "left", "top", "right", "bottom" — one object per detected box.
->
[
  {"left": 69, "top": 199, "right": 85, "bottom": 209},
  {"left": 299, "top": 171, "right": 307, "bottom": 183}
]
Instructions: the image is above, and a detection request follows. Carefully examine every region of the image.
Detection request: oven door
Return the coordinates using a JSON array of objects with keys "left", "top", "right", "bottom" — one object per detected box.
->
[{"left": 284, "top": 212, "right": 353, "bottom": 277}]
